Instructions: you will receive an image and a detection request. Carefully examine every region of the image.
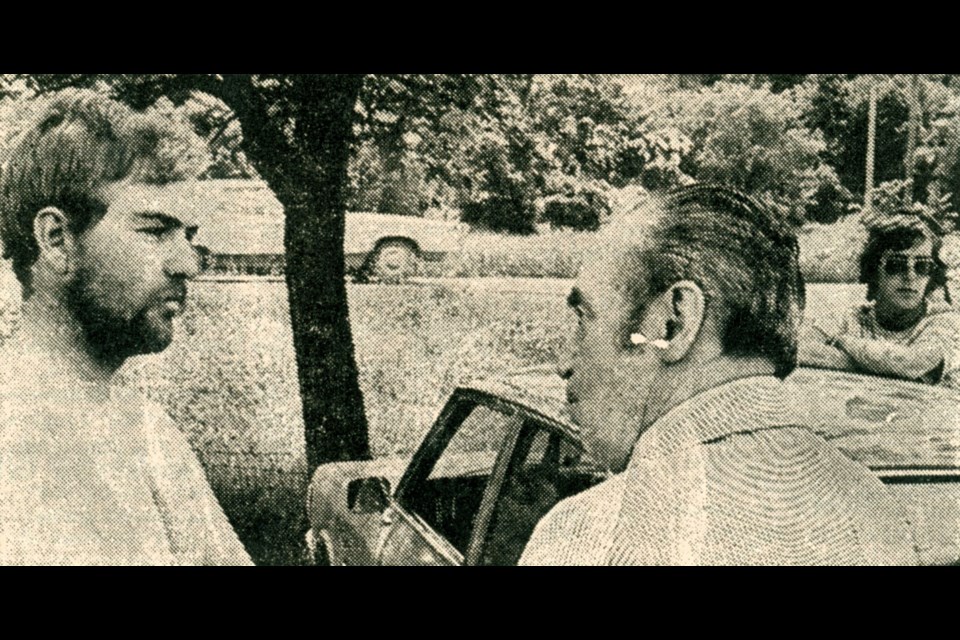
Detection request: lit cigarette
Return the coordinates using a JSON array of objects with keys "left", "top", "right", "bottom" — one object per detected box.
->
[{"left": 630, "top": 332, "right": 669, "bottom": 349}]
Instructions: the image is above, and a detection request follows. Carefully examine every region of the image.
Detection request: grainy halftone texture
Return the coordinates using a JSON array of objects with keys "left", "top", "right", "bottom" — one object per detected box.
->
[
  {"left": 3, "top": 75, "right": 960, "bottom": 566},
  {"left": 824, "top": 299, "right": 960, "bottom": 385},
  {"left": 0, "top": 381, "right": 252, "bottom": 565},
  {"left": 520, "top": 377, "right": 919, "bottom": 566}
]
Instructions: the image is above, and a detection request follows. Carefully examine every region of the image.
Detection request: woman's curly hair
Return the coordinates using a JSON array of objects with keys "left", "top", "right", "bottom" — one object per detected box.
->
[{"left": 859, "top": 211, "right": 950, "bottom": 304}]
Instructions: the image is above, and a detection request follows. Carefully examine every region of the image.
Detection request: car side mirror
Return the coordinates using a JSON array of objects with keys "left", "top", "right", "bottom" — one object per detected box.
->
[{"left": 347, "top": 477, "right": 391, "bottom": 514}]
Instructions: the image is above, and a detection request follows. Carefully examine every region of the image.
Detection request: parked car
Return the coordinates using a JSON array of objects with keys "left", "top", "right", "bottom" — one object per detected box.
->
[
  {"left": 192, "top": 178, "right": 466, "bottom": 282},
  {"left": 306, "top": 367, "right": 960, "bottom": 566},
  {"left": 345, "top": 212, "right": 466, "bottom": 283}
]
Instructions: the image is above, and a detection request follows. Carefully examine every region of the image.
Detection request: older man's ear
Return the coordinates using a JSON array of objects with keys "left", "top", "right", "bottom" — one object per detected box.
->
[
  {"left": 657, "top": 281, "right": 706, "bottom": 364},
  {"left": 32, "top": 207, "right": 76, "bottom": 276}
]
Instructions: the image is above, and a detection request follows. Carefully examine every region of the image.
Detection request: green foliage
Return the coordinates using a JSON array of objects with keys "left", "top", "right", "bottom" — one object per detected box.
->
[
  {"left": 347, "top": 74, "right": 888, "bottom": 229},
  {"left": 179, "top": 92, "right": 256, "bottom": 179},
  {"left": 526, "top": 75, "right": 647, "bottom": 186},
  {"left": 803, "top": 75, "right": 960, "bottom": 228},
  {"left": 349, "top": 74, "right": 647, "bottom": 231},
  {"left": 541, "top": 179, "right": 611, "bottom": 231},
  {"left": 347, "top": 138, "right": 431, "bottom": 215},
  {"left": 766, "top": 75, "right": 809, "bottom": 94},
  {"left": 862, "top": 179, "right": 959, "bottom": 233},
  {"left": 801, "top": 165, "right": 857, "bottom": 224},
  {"left": 804, "top": 74, "right": 853, "bottom": 173},
  {"left": 349, "top": 75, "right": 545, "bottom": 227},
  {"left": 837, "top": 89, "right": 909, "bottom": 197},
  {"left": 0, "top": 78, "right": 254, "bottom": 180},
  {"left": 644, "top": 81, "right": 843, "bottom": 224}
]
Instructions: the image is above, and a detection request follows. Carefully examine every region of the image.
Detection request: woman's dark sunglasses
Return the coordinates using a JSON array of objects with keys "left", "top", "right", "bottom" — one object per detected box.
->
[{"left": 880, "top": 254, "right": 935, "bottom": 278}]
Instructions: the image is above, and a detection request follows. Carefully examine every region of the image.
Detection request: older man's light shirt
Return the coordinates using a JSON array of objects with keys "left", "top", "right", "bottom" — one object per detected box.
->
[{"left": 520, "top": 377, "right": 919, "bottom": 566}]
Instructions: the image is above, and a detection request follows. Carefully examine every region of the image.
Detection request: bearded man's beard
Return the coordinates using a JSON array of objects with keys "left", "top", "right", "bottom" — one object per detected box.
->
[{"left": 65, "top": 268, "right": 172, "bottom": 365}]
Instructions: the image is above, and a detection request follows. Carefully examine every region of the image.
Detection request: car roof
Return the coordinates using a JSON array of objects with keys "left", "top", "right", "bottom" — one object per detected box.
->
[
  {"left": 456, "top": 366, "right": 579, "bottom": 440},
  {"left": 461, "top": 366, "right": 960, "bottom": 473},
  {"left": 786, "top": 369, "right": 960, "bottom": 473}
]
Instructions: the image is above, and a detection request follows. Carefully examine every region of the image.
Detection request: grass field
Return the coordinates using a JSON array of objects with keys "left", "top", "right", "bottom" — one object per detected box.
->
[
  {"left": 423, "top": 229, "right": 597, "bottom": 280},
  {"left": 120, "top": 280, "right": 571, "bottom": 462},
  {"left": 418, "top": 218, "right": 874, "bottom": 283},
  {"left": 110, "top": 278, "right": 572, "bottom": 564}
]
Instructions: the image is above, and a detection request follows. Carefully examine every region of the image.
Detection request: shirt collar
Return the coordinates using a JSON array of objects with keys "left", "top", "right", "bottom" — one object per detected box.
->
[{"left": 630, "top": 376, "right": 792, "bottom": 462}]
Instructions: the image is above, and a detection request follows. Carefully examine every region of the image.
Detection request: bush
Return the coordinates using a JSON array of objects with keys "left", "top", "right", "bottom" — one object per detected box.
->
[
  {"left": 461, "top": 196, "right": 536, "bottom": 234},
  {"left": 640, "top": 81, "right": 844, "bottom": 224},
  {"left": 541, "top": 184, "right": 611, "bottom": 231},
  {"left": 801, "top": 165, "right": 857, "bottom": 224},
  {"left": 458, "top": 132, "right": 539, "bottom": 234},
  {"left": 347, "top": 138, "right": 430, "bottom": 216}
]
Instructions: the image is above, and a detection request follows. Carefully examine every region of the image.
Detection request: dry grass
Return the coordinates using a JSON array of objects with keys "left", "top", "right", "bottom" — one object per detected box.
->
[
  {"left": 422, "top": 220, "right": 872, "bottom": 283},
  {"left": 423, "top": 228, "right": 597, "bottom": 280}
]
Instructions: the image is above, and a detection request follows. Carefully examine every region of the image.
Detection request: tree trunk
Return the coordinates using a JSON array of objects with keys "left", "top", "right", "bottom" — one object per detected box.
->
[
  {"left": 284, "top": 75, "right": 371, "bottom": 468},
  {"left": 219, "top": 75, "right": 371, "bottom": 470}
]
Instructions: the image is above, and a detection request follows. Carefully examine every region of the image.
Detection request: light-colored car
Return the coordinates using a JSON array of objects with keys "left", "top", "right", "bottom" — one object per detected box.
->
[
  {"left": 345, "top": 212, "right": 466, "bottom": 282},
  {"left": 191, "top": 179, "right": 466, "bottom": 282},
  {"left": 306, "top": 367, "right": 960, "bottom": 566},
  {"left": 194, "top": 211, "right": 464, "bottom": 282}
]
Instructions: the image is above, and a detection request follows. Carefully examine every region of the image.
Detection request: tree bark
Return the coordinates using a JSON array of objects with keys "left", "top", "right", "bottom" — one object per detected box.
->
[
  {"left": 218, "top": 74, "right": 371, "bottom": 469},
  {"left": 285, "top": 75, "right": 371, "bottom": 468}
]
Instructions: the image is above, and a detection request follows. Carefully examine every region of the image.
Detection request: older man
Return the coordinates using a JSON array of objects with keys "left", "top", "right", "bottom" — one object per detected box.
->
[
  {"left": 0, "top": 89, "right": 251, "bottom": 565},
  {"left": 520, "top": 184, "right": 918, "bottom": 566}
]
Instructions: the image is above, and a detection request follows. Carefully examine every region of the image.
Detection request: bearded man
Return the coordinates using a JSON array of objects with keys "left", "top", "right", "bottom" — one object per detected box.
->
[{"left": 0, "top": 89, "right": 251, "bottom": 565}]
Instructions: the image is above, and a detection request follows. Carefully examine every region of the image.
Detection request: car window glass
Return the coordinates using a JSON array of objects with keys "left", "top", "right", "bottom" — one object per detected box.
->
[
  {"left": 428, "top": 404, "right": 512, "bottom": 480},
  {"left": 400, "top": 403, "right": 515, "bottom": 556},
  {"left": 477, "top": 420, "right": 604, "bottom": 566}
]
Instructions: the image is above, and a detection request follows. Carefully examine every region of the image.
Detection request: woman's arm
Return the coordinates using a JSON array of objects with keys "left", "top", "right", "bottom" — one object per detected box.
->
[
  {"left": 797, "top": 324, "right": 858, "bottom": 372},
  {"left": 834, "top": 334, "right": 945, "bottom": 381}
]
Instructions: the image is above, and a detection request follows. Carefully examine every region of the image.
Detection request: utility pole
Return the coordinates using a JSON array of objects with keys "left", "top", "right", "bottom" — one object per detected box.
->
[
  {"left": 865, "top": 81, "right": 878, "bottom": 213},
  {"left": 904, "top": 74, "right": 921, "bottom": 206}
]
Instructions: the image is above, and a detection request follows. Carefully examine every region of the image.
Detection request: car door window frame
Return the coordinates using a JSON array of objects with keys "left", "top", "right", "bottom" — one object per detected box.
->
[
  {"left": 385, "top": 388, "right": 586, "bottom": 566},
  {"left": 395, "top": 391, "right": 516, "bottom": 502},
  {"left": 463, "top": 415, "right": 588, "bottom": 566},
  {"left": 377, "top": 494, "right": 464, "bottom": 566},
  {"left": 388, "top": 390, "right": 526, "bottom": 564}
]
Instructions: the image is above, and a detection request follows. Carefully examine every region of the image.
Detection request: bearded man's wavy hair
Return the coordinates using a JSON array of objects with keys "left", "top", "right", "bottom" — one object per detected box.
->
[{"left": 0, "top": 88, "right": 195, "bottom": 298}]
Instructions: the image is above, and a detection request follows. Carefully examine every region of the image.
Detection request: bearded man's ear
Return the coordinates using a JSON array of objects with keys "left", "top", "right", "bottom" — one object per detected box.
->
[{"left": 33, "top": 207, "right": 76, "bottom": 275}]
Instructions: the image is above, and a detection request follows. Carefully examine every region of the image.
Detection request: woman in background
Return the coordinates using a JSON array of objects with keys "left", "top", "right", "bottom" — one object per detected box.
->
[{"left": 799, "top": 212, "right": 960, "bottom": 388}]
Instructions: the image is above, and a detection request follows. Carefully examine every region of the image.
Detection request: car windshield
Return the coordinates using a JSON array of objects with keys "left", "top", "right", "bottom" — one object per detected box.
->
[{"left": 787, "top": 368, "right": 960, "bottom": 470}]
